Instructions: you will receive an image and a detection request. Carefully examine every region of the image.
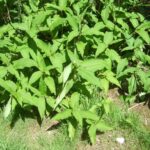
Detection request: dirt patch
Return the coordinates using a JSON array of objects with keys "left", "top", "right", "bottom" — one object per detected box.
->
[
  {"left": 129, "top": 102, "right": 150, "bottom": 131},
  {"left": 77, "top": 89, "right": 150, "bottom": 150},
  {"left": 77, "top": 129, "right": 139, "bottom": 150}
]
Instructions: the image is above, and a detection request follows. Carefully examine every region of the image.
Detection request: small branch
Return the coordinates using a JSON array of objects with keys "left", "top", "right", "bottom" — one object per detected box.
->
[
  {"left": 5, "top": 0, "right": 11, "bottom": 22},
  {"left": 128, "top": 101, "right": 145, "bottom": 111}
]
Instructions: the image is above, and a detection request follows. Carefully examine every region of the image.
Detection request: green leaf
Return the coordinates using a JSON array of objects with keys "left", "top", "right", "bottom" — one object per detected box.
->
[
  {"left": 63, "top": 64, "right": 72, "bottom": 84},
  {"left": 137, "top": 21, "right": 150, "bottom": 30},
  {"left": 101, "top": 6, "right": 110, "bottom": 23},
  {"left": 104, "top": 32, "right": 113, "bottom": 45},
  {"left": 96, "top": 43, "right": 107, "bottom": 56},
  {"left": 76, "top": 41, "right": 86, "bottom": 57},
  {"left": 96, "top": 121, "right": 112, "bottom": 131},
  {"left": 127, "top": 75, "right": 137, "bottom": 95},
  {"left": 117, "top": 59, "right": 128, "bottom": 76},
  {"left": 0, "top": 79, "right": 17, "bottom": 94},
  {"left": 80, "top": 59, "right": 105, "bottom": 72},
  {"left": 13, "top": 58, "right": 37, "bottom": 69},
  {"left": 32, "top": 11, "right": 49, "bottom": 27},
  {"left": 39, "top": 77, "right": 47, "bottom": 95},
  {"left": 50, "top": 53, "right": 66, "bottom": 73},
  {"left": 130, "top": 18, "right": 139, "bottom": 28},
  {"left": 29, "top": 0, "right": 39, "bottom": 12},
  {"left": 67, "top": 13, "right": 78, "bottom": 31},
  {"left": 3, "top": 98, "right": 12, "bottom": 119},
  {"left": 37, "top": 51, "right": 47, "bottom": 72},
  {"left": 102, "top": 99, "right": 111, "bottom": 114},
  {"left": 117, "top": 67, "right": 137, "bottom": 78},
  {"left": 68, "top": 121, "right": 76, "bottom": 140},
  {"left": 82, "top": 25, "right": 103, "bottom": 36},
  {"left": 117, "top": 18, "right": 129, "bottom": 30},
  {"left": 55, "top": 80, "right": 74, "bottom": 109},
  {"left": 78, "top": 67, "right": 100, "bottom": 87},
  {"left": 46, "top": 96, "right": 55, "bottom": 109},
  {"left": 59, "top": 0, "right": 67, "bottom": 9},
  {"left": 52, "top": 109, "right": 72, "bottom": 120},
  {"left": 88, "top": 124, "right": 96, "bottom": 144},
  {"left": 105, "top": 20, "right": 115, "bottom": 30},
  {"left": 37, "top": 97, "right": 46, "bottom": 119},
  {"left": 72, "top": 109, "right": 83, "bottom": 126},
  {"left": 29, "top": 71, "right": 42, "bottom": 84},
  {"left": 29, "top": 86, "right": 41, "bottom": 96},
  {"left": 44, "top": 76, "right": 56, "bottom": 94},
  {"left": 67, "top": 30, "right": 79, "bottom": 42},
  {"left": 99, "top": 78, "right": 109, "bottom": 93},
  {"left": 47, "top": 15, "right": 65, "bottom": 31},
  {"left": 105, "top": 71, "right": 121, "bottom": 87},
  {"left": 80, "top": 110, "right": 99, "bottom": 121},
  {"left": 7, "top": 65, "right": 20, "bottom": 79},
  {"left": 35, "top": 38, "right": 51, "bottom": 57},
  {"left": 11, "top": 98, "right": 17, "bottom": 112},
  {"left": 0, "top": 53, "right": 10, "bottom": 65},
  {"left": 45, "top": 3, "right": 62, "bottom": 11},
  {"left": 136, "top": 29, "right": 150, "bottom": 44},
  {"left": 70, "top": 92, "right": 80, "bottom": 109},
  {"left": 0, "top": 66, "right": 7, "bottom": 78},
  {"left": 67, "top": 50, "right": 80, "bottom": 65},
  {"left": 94, "top": 22, "right": 105, "bottom": 30},
  {"left": 105, "top": 49, "right": 121, "bottom": 63}
]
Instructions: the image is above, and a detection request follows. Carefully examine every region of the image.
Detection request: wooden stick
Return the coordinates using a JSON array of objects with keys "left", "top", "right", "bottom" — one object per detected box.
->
[{"left": 128, "top": 102, "right": 145, "bottom": 111}]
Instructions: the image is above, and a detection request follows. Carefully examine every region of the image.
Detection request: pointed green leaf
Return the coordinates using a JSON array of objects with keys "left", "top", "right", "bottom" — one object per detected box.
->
[
  {"left": 68, "top": 121, "right": 76, "bottom": 140},
  {"left": 127, "top": 75, "right": 137, "bottom": 95},
  {"left": 55, "top": 80, "right": 74, "bottom": 108},
  {"left": 76, "top": 41, "right": 86, "bottom": 57},
  {"left": 70, "top": 92, "right": 80, "bottom": 108},
  {"left": 67, "top": 30, "right": 79, "bottom": 42},
  {"left": 101, "top": 6, "right": 110, "bottom": 23},
  {"left": 39, "top": 77, "right": 47, "bottom": 95},
  {"left": 136, "top": 29, "right": 150, "bottom": 44},
  {"left": 0, "top": 79, "right": 17, "bottom": 94},
  {"left": 0, "top": 66, "right": 7, "bottom": 78},
  {"left": 104, "top": 32, "right": 113, "bottom": 45},
  {"left": 88, "top": 124, "right": 96, "bottom": 144},
  {"left": 37, "top": 97, "right": 46, "bottom": 119},
  {"left": 96, "top": 121, "right": 112, "bottom": 131},
  {"left": 3, "top": 98, "right": 12, "bottom": 119},
  {"left": 52, "top": 109, "right": 72, "bottom": 120},
  {"left": 44, "top": 76, "right": 56, "bottom": 94},
  {"left": 96, "top": 43, "right": 107, "bottom": 56},
  {"left": 67, "top": 13, "right": 78, "bottom": 31},
  {"left": 72, "top": 109, "right": 83, "bottom": 126},
  {"left": 29, "top": 71, "right": 42, "bottom": 84},
  {"left": 99, "top": 78, "right": 109, "bottom": 93},
  {"left": 13, "top": 58, "right": 37, "bottom": 69},
  {"left": 35, "top": 38, "right": 51, "bottom": 56},
  {"left": 67, "top": 50, "right": 80, "bottom": 65},
  {"left": 80, "top": 59, "right": 105, "bottom": 72},
  {"left": 130, "top": 18, "right": 139, "bottom": 28},
  {"left": 29, "top": 0, "right": 39, "bottom": 12},
  {"left": 47, "top": 15, "right": 64, "bottom": 31},
  {"left": 105, "top": 71, "right": 121, "bottom": 87},
  {"left": 80, "top": 110, "right": 99, "bottom": 121},
  {"left": 105, "top": 49, "right": 121, "bottom": 63},
  {"left": 78, "top": 67, "right": 100, "bottom": 87},
  {"left": 63, "top": 63, "right": 72, "bottom": 84},
  {"left": 117, "top": 59, "right": 128, "bottom": 76},
  {"left": 59, "top": 0, "right": 67, "bottom": 9}
]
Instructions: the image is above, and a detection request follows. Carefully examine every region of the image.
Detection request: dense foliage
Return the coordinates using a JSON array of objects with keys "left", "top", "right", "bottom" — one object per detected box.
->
[{"left": 0, "top": 0, "right": 150, "bottom": 143}]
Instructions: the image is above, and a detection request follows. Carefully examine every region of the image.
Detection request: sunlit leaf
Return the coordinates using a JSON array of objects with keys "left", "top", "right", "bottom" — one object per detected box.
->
[
  {"left": 44, "top": 76, "right": 56, "bottom": 94},
  {"left": 55, "top": 80, "right": 74, "bottom": 108}
]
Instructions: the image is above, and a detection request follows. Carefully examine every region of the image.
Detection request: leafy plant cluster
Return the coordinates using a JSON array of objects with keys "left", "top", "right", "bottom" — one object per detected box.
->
[{"left": 0, "top": 0, "right": 150, "bottom": 143}]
